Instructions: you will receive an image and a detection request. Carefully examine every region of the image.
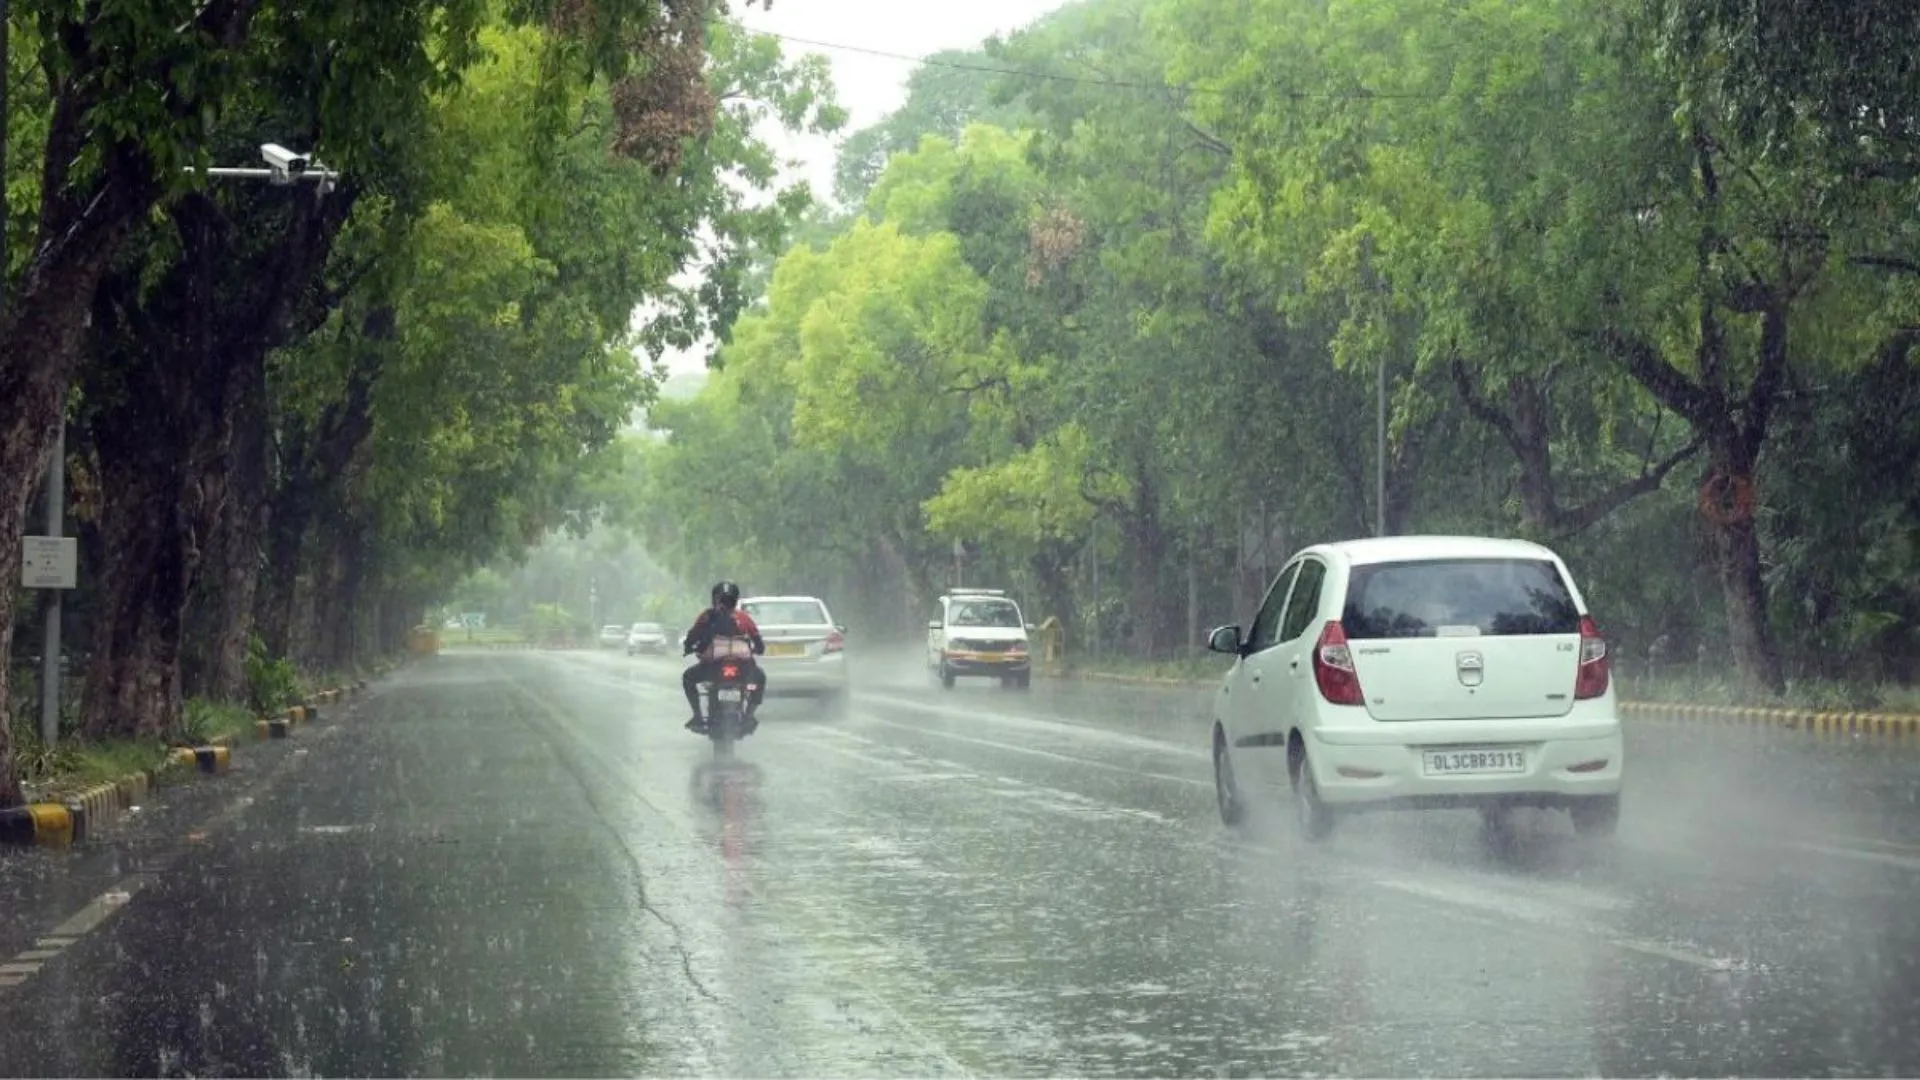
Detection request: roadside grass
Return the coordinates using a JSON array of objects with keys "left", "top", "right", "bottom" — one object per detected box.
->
[
  {"left": 1063, "top": 654, "right": 1920, "bottom": 714},
  {"left": 10, "top": 696, "right": 255, "bottom": 802},
  {"left": 1063, "top": 654, "right": 1229, "bottom": 683},
  {"left": 183, "top": 697, "right": 255, "bottom": 742},
  {"left": 15, "top": 733, "right": 172, "bottom": 802},
  {"left": 1617, "top": 670, "right": 1920, "bottom": 714}
]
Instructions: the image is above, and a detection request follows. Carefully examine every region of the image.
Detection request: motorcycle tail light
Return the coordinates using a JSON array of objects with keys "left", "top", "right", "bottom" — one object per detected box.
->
[{"left": 721, "top": 664, "right": 739, "bottom": 679}]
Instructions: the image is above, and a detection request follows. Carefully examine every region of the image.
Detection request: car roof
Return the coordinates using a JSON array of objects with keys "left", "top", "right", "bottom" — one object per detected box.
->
[
  {"left": 1312, "top": 534, "right": 1562, "bottom": 567},
  {"left": 741, "top": 595, "right": 827, "bottom": 605}
]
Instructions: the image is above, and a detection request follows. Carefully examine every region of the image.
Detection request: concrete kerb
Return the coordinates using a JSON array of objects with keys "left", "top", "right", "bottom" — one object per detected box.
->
[
  {"left": 1, "top": 681, "right": 364, "bottom": 848},
  {"left": 1042, "top": 669, "right": 1920, "bottom": 741}
]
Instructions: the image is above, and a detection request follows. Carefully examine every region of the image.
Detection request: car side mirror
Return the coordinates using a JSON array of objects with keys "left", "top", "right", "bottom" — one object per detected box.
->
[
  {"left": 1206, "top": 624, "right": 1244, "bottom": 655},
  {"left": 928, "top": 620, "right": 943, "bottom": 631},
  {"left": 836, "top": 624, "right": 847, "bottom": 635}
]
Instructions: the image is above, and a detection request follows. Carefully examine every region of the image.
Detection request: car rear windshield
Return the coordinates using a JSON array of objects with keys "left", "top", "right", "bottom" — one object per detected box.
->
[
  {"left": 1341, "top": 558, "right": 1580, "bottom": 639},
  {"left": 742, "top": 600, "right": 828, "bottom": 626}
]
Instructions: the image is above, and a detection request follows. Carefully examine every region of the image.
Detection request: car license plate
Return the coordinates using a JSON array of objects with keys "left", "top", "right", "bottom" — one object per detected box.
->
[
  {"left": 1421, "top": 748, "right": 1526, "bottom": 776},
  {"left": 767, "top": 642, "right": 804, "bottom": 658}
]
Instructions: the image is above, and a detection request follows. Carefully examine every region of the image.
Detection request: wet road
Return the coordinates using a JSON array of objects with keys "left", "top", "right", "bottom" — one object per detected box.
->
[{"left": 4, "top": 648, "right": 1920, "bottom": 1076}]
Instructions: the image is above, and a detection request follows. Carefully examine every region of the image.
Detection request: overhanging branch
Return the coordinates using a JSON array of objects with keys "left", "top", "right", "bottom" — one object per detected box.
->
[{"left": 1549, "top": 434, "right": 1704, "bottom": 539}]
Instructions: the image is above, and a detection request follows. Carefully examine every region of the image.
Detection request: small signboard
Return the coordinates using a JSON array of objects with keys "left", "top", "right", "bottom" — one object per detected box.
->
[{"left": 21, "top": 536, "right": 77, "bottom": 590}]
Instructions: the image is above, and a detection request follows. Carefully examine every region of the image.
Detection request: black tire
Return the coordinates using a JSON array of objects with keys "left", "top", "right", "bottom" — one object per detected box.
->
[
  {"left": 1570, "top": 794, "right": 1620, "bottom": 838},
  {"left": 1213, "top": 730, "right": 1245, "bottom": 827},
  {"left": 940, "top": 665, "right": 956, "bottom": 690},
  {"left": 1291, "top": 742, "right": 1335, "bottom": 842},
  {"left": 1013, "top": 671, "right": 1032, "bottom": 691}
]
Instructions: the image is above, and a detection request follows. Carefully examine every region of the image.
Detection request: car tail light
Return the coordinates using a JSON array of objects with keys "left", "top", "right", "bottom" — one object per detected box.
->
[
  {"left": 825, "top": 630, "right": 844, "bottom": 655},
  {"left": 1313, "top": 621, "right": 1365, "bottom": 706},
  {"left": 1008, "top": 640, "right": 1028, "bottom": 654},
  {"left": 1574, "top": 616, "right": 1610, "bottom": 700}
]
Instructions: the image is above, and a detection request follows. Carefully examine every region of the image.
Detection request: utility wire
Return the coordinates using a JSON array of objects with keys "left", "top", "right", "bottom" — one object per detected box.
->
[{"left": 759, "top": 30, "right": 1430, "bottom": 101}]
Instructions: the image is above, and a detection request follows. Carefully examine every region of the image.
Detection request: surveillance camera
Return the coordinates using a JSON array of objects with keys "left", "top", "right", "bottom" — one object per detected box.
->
[{"left": 260, "top": 143, "right": 309, "bottom": 176}]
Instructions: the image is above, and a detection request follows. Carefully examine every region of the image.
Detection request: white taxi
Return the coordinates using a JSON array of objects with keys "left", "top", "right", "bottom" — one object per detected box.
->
[
  {"left": 1207, "top": 536, "right": 1622, "bottom": 841},
  {"left": 927, "top": 588, "right": 1034, "bottom": 690}
]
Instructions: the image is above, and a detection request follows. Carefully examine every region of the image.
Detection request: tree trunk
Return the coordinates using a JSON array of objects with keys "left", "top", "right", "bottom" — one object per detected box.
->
[
  {"left": 78, "top": 425, "right": 198, "bottom": 740},
  {"left": 0, "top": 167, "right": 164, "bottom": 802},
  {"left": 1119, "top": 465, "right": 1169, "bottom": 659},
  {"left": 183, "top": 371, "right": 269, "bottom": 701},
  {"left": 1030, "top": 539, "right": 1077, "bottom": 644}
]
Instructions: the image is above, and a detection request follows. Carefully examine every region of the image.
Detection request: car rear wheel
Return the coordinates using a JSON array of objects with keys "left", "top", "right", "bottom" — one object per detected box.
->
[
  {"left": 1291, "top": 742, "right": 1335, "bottom": 842},
  {"left": 1570, "top": 794, "right": 1620, "bottom": 838},
  {"left": 1213, "top": 729, "right": 1245, "bottom": 827},
  {"left": 940, "top": 664, "right": 956, "bottom": 690}
]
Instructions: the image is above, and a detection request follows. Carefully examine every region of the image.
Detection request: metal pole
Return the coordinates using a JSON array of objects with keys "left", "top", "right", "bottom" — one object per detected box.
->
[
  {"left": 1375, "top": 357, "right": 1387, "bottom": 537},
  {"left": 1090, "top": 519, "right": 1100, "bottom": 664},
  {"left": 41, "top": 421, "right": 64, "bottom": 744}
]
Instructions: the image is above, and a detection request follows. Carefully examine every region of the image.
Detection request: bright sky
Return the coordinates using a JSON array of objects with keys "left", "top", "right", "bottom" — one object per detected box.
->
[{"left": 653, "top": 0, "right": 1070, "bottom": 383}]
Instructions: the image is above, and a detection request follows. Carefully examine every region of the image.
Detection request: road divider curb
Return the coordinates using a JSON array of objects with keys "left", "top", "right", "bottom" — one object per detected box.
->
[
  {"left": 0, "top": 803, "right": 74, "bottom": 847},
  {"left": 1045, "top": 670, "right": 1920, "bottom": 740},
  {"left": 2, "top": 681, "right": 366, "bottom": 849}
]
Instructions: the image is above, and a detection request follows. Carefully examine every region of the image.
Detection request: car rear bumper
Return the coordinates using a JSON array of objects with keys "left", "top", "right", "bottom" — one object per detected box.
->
[
  {"left": 1301, "top": 726, "right": 1623, "bottom": 807},
  {"left": 761, "top": 654, "right": 849, "bottom": 695}
]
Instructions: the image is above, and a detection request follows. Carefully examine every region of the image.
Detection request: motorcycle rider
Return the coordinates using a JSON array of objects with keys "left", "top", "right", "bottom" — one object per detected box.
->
[{"left": 681, "top": 581, "right": 767, "bottom": 733}]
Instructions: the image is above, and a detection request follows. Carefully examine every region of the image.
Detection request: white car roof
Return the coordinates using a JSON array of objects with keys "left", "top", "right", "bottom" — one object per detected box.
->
[{"left": 1314, "top": 534, "right": 1562, "bottom": 567}]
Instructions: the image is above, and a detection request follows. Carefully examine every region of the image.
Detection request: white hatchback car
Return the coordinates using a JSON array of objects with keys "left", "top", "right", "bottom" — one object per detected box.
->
[
  {"left": 738, "top": 595, "right": 851, "bottom": 712},
  {"left": 1207, "top": 536, "right": 1622, "bottom": 840}
]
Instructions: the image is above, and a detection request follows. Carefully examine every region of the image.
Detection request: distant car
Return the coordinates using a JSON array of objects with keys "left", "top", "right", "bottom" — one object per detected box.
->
[
  {"left": 1206, "top": 535, "right": 1622, "bottom": 842},
  {"left": 626, "top": 622, "right": 668, "bottom": 655},
  {"left": 737, "top": 595, "right": 850, "bottom": 712},
  {"left": 597, "top": 624, "right": 627, "bottom": 649},
  {"left": 927, "top": 588, "right": 1033, "bottom": 690}
]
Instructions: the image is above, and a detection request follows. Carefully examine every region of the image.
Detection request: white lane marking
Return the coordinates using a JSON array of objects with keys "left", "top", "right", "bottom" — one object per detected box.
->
[
  {"left": 854, "top": 689, "right": 1207, "bottom": 761},
  {"left": 1369, "top": 875, "right": 1726, "bottom": 970},
  {"left": 805, "top": 734, "right": 1179, "bottom": 825},
  {"left": 1788, "top": 840, "right": 1920, "bottom": 872},
  {"left": 836, "top": 717, "right": 1212, "bottom": 790},
  {"left": 15, "top": 949, "right": 60, "bottom": 961},
  {"left": 50, "top": 876, "right": 149, "bottom": 938},
  {"left": 0, "top": 962, "right": 42, "bottom": 976}
]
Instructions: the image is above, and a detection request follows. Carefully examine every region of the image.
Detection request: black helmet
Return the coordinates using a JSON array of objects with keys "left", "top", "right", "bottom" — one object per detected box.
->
[{"left": 711, "top": 581, "right": 741, "bottom": 607}]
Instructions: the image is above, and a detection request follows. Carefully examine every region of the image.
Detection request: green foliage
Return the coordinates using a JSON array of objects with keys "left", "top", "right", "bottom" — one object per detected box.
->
[
  {"left": 590, "top": 0, "right": 1920, "bottom": 701},
  {"left": 181, "top": 698, "right": 254, "bottom": 743},
  {"left": 244, "top": 637, "right": 302, "bottom": 715}
]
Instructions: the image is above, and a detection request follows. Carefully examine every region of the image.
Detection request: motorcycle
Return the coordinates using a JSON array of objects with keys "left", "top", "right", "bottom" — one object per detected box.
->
[{"left": 697, "top": 635, "right": 761, "bottom": 759}]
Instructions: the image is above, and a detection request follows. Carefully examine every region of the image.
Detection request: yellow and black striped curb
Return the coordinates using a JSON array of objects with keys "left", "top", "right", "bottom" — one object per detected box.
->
[
  {"left": 1046, "top": 670, "right": 1920, "bottom": 739},
  {"left": 1619, "top": 701, "right": 1920, "bottom": 737},
  {"left": 1, "top": 767, "right": 158, "bottom": 848},
  {"left": 0, "top": 684, "right": 366, "bottom": 849},
  {"left": 0, "top": 804, "right": 76, "bottom": 847},
  {"left": 167, "top": 745, "right": 232, "bottom": 775}
]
